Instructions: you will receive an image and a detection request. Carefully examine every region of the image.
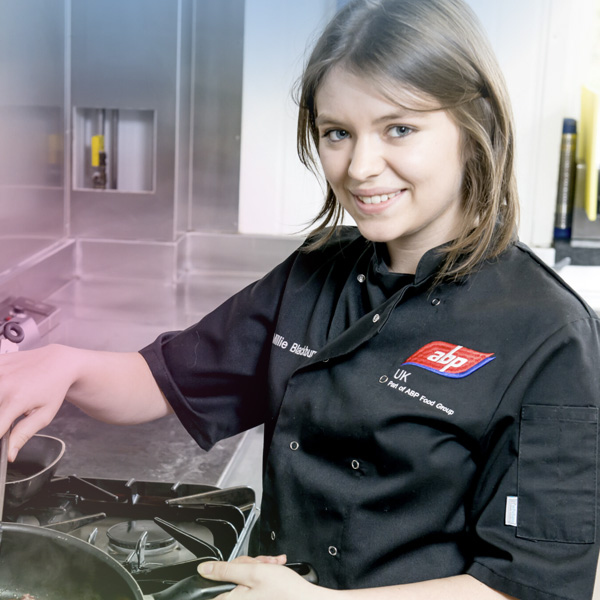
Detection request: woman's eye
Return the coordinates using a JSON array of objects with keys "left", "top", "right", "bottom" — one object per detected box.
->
[
  {"left": 389, "top": 125, "right": 412, "bottom": 138},
  {"left": 323, "top": 129, "right": 349, "bottom": 142}
]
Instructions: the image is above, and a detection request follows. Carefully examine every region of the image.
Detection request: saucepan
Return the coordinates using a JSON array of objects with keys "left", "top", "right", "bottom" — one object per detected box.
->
[
  {"left": 5, "top": 433, "right": 65, "bottom": 508},
  {"left": 0, "top": 523, "right": 317, "bottom": 600}
]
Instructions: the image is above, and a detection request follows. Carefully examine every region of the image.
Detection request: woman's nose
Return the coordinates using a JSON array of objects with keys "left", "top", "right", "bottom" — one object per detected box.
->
[{"left": 347, "top": 137, "right": 385, "bottom": 181}]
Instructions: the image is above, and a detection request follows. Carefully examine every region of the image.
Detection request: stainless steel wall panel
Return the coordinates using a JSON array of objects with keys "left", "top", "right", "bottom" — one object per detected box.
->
[
  {"left": 70, "top": 3, "right": 179, "bottom": 108},
  {"left": 77, "top": 238, "right": 183, "bottom": 284},
  {"left": 176, "top": 0, "right": 194, "bottom": 236},
  {"left": 186, "top": 232, "right": 301, "bottom": 275},
  {"left": 0, "top": 240, "right": 75, "bottom": 302},
  {"left": 0, "top": 0, "right": 65, "bottom": 107},
  {"left": 71, "top": 192, "right": 173, "bottom": 241},
  {"left": 0, "top": 0, "right": 66, "bottom": 276},
  {"left": 190, "top": 0, "right": 244, "bottom": 232},
  {"left": 70, "top": 0, "right": 185, "bottom": 242},
  {"left": 0, "top": 187, "right": 64, "bottom": 238}
]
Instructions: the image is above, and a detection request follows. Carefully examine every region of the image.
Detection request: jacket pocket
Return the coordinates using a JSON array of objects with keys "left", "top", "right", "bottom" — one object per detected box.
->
[{"left": 517, "top": 404, "right": 598, "bottom": 543}]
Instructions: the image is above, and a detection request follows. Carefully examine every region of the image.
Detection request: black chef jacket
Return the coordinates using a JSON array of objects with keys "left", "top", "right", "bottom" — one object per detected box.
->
[{"left": 140, "top": 227, "right": 600, "bottom": 600}]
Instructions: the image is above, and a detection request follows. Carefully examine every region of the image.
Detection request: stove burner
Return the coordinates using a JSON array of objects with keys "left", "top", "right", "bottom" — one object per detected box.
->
[
  {"left": 107, "top": 520, "right": 177, "bottom": 555},
  {"left": 5, "top": 475, "right": 259, "bottom": 590}
]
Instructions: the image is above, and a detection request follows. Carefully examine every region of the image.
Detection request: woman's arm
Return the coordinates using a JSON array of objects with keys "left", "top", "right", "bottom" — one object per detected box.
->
[
  {"left": 0, "top": 343, "right": 170, "bottom": 461},
  {"left": 198, "top": 560, "right": 518, "bottom": 600},
  {"left": 335, "top": 574, "right": 517, "bottom": 599}
]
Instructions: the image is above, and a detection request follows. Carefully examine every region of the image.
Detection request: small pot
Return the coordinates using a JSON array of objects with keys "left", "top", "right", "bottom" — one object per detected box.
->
[{"left": 5, "top": 433, "right": 65, "bottom": 508}]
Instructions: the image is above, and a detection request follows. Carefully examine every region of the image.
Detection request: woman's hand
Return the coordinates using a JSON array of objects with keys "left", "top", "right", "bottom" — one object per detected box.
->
[
  {"left": 198, "top": 559, "right": 519, "bottom": 600},
  {"left": 0, "top": 344, "right": 73, "bottom": 461},
  {"left": 198, "top": 556, "right": 334, "bottom": 600}
]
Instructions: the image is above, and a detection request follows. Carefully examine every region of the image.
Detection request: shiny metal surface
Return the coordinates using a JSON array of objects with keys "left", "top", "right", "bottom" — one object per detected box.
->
[
  {"left": 0, "top": 0, "right": 67, "bottom": 276},
  {"left": 572, "top": 206, "right": 600, "bottom": 243},
  {"left": 5, "top": 434, "right": 65, "bottom": 509},
  {"left": 70, "top": 0, "right": 184, "bottom": 241},
  {"left": 0, "top": 430, "right": 9, "bottom": 522},
  {"left": 69, "top": 0, "right": 244, "bottom": 241},
  {"left": 190, "top": 0, "right": 244, "bottom": 233},
  {"left": 186, "top": 232, "right": 301, "bottom": 276},
  {"left": 0, "top": 241, "right": 75, "bottom": 312},
  {"left": 78, "top": 238, "right": 184, "bottom": 284}
]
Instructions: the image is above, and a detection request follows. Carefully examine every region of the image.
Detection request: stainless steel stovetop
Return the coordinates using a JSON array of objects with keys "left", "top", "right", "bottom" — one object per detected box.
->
[{"left": 4, "top": 476, "right": 258, "bottom": 595}]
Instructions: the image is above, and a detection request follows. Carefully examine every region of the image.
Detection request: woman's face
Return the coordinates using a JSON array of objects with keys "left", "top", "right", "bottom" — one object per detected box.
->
[{"left": 315, "top": 67, "right": 467, "bottom": 273}]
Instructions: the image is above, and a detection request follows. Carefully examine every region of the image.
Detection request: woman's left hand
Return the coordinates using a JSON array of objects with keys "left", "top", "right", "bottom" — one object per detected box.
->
[{"left": 197, "top": 555, "right": 333, "bottom": 600}]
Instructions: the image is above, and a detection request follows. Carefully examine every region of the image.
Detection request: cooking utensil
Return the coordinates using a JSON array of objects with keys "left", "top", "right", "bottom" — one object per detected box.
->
[
  {"left": 5, "top": 433, "right": 65, "bottom": 508},
  {"left": 152, "top": 562, "right": 320, "bottom": 599},
  {"left": 0, "top": 522, "right": 140, "bottom": 599},
  {"left": 0, "top": 523, "right": 318, "bottom": 600},
  {"left": 0, "top": 426, "right": 10, "bottom": 552},
  {"left": 165, "top": 486, "right": 256, "bottom": 511},
  {"left": 0, "top": 430, "right": 9, "bottom": 523}
]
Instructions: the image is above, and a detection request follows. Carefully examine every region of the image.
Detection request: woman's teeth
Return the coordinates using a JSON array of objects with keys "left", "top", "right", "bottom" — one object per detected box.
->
[{"left": 357, "top": 191, "right": 399, "bottom": 205}]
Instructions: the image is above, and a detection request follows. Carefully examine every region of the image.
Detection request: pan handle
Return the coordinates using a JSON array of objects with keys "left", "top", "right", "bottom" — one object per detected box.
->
[
  {"left": 151, "top": 562, "right": 318, "bottom": 600},
  {"left": 151, "top": 578, "right": 235, "bottom": 600},
  {"left": 285, "top": 562, "right": 319, "bottom": 584},
  {"left": 0, "top": 424, "right": 13, "bottom": 522}
]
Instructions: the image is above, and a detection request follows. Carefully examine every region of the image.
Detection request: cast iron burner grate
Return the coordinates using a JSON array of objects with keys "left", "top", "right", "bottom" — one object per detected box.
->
[{"left": 4, "top": 475, "right": 259, "bottom": 594}]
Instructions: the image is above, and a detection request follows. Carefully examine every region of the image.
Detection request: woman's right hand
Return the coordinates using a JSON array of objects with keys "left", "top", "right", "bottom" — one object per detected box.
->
[{"left": 0, "top": 344, "right": 74, "bottom": 461}]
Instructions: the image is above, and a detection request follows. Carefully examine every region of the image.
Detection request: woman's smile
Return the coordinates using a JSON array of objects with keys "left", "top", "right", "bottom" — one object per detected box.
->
[{"left": 354, "top": 190, "right": 404, "bottom": 205}]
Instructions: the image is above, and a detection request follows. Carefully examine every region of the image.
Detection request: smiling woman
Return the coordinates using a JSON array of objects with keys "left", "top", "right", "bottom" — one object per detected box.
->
[
  {"left": 315, "top": 68, "right": 466, "bottom": 274},
  {"left": 298, "top": 0, "right": 518, "bottom": 283}
]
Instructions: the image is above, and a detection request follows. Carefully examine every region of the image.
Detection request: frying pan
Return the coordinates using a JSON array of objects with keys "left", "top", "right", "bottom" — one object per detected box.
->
[
  {"left": 0, "top": 523, "right": 140, "bottom": 600},
  {"left": 5, "top": 434, "right": 65, "bottom": 508},
  {"left": 0, "top": 523, "right": 318, "bottom": 600}
]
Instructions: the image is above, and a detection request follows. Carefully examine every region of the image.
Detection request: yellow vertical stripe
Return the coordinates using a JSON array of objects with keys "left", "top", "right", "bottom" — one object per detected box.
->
[
  {"left": 580, "top": 86, "right": 598, "bottom": 221},
  {"left": 91, "top": 134, "right": 104, "bottom": 167}
]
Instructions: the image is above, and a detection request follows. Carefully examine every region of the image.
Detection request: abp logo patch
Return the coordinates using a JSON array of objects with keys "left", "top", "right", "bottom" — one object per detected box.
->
[{"left": 403, "top": 341, "right": 494, "bottom": 378}]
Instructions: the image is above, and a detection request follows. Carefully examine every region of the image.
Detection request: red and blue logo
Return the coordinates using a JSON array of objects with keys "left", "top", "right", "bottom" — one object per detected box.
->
[{"left": 403, "top": 341, "right": 495, "bottom": 378}]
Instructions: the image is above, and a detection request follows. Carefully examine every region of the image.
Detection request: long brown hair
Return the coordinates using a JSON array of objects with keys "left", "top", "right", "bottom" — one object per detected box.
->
[{"left": 297, "top": 0, "right": 519, "bottom": 281}]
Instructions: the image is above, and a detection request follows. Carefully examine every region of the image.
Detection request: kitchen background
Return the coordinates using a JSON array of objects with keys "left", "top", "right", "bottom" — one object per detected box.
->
[{"left": 1, "top": 0, "right": 600, "bottom": 593}]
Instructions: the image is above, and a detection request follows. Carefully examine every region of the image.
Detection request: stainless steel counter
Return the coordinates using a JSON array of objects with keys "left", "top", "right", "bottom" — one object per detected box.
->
[{"left": 39, "top": 272, "right": 263, "bottom": 491}]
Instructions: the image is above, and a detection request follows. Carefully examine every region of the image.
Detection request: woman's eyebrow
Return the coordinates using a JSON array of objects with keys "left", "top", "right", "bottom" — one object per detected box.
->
[
  {"left": 373, "top": 111, "right": 428, "bottom": 123},
  {"left": 314, "top": 114, "right": 343, "bottom": 127},
  {"left": 315, "top": 110, "right": 429, "bottom": 127}
]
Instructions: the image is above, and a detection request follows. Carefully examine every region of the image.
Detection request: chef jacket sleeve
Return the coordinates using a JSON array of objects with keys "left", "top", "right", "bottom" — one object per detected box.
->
[
  {"left": 139, "top": 250, "right": 299, "bottom": 451},
  {"left": 467, "top": 316, "right": 600, "bottom": 600}
]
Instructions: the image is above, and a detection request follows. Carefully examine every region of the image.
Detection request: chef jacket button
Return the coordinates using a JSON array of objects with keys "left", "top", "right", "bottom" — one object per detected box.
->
[
  {"left": 323, "top": 358, "right": 329, "bottom": 363},
  {"left": 351, "top": 459, "right": 360, "bottom": 470},
  {"left": 372, "top": 313, "right": 380, "bottom": 323},
  {"left": 357, "top": 274, "right": 366, "bottom": 283},
  {"left": 290, "top": 441, "right": 300, "bottom": 451},
  {"left": 431, "top": 298, "right": 441, "bottom": 306},
  {"left": 328, "top": 546, "right": 338, "bottom": 557},
  {"left": 271, "top": 531, "right": 276, "bottom": 541}
]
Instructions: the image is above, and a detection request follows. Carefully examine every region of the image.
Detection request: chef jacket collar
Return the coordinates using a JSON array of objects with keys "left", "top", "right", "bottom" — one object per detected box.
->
[{"left": 372, "top": 241, "right": 448, "bottom": 288}]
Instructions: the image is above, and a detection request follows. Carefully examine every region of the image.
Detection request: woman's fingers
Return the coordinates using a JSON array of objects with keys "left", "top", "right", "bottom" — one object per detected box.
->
[
  {"left": 199, "top": 560, "right": 258, "bottom": 584},
  {"left": 252, "top": 554, "right": 287, "bottom": 565},
  {"left": 6, "top": 406, "right": 57, "bottom": 461},
  {"left": 0, "top": 347, "right": 69, "bottom": 460},
  {"left": 197, "top": 559, "right": 320, "bottom": 600}
]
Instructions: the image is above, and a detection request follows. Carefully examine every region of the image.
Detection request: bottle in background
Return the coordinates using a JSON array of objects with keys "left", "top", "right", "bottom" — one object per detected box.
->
[{"left": 554, "top": 118, "right": 577, "bottom": 241}]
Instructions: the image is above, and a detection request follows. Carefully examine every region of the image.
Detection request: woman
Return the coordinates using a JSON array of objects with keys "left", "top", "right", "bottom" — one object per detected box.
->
[{"left": 1, "top": 1, "right": 598, "bottom": 599}]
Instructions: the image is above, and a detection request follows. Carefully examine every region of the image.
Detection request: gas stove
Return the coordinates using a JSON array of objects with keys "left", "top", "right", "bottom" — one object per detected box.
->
[{"left": 4, "top": 475, "right": 259, "bottom": 595}]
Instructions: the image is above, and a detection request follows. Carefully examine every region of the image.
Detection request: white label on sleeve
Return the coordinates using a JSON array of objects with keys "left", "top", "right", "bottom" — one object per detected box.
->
[{"left": 505, "top": 496, "right": 518, "bottom": 527}]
